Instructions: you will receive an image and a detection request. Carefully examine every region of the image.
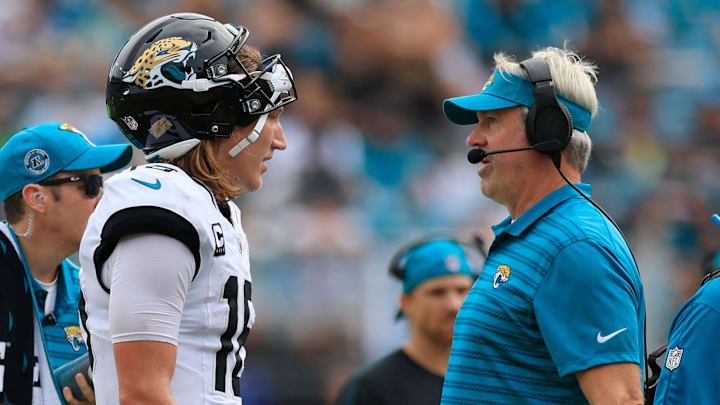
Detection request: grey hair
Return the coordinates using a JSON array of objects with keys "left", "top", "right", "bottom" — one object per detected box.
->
[{"left": 495, "top": 46, "right": 597, "bottom": 173}]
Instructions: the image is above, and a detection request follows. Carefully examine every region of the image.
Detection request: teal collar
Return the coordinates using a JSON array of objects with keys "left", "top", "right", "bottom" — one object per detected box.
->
[
  {"left": 30, "top": 262, "right": 76, "bottom": 316},
  {"left": 492, "top": 183, "right": 592, "bottom": 237}
]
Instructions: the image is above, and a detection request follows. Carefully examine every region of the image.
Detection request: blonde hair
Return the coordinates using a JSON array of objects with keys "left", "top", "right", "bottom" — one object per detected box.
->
[
  {"left": 493, "top": 46, "right": 598, "bottom": 173},
  {"left": 167, "top": 139, "right": 241, "bottom": 202}
]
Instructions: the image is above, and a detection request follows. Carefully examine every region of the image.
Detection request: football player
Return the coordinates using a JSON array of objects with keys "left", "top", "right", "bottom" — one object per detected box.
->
[{"left": 78, "top": 13, "right": 296, "bottom": 404}]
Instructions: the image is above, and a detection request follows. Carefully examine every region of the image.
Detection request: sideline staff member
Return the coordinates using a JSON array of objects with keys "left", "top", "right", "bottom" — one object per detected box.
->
[
  {"left": 0, "top": 123, "right": 132, "bottom": 404},
  {"left": 653, "top": 214, "right": 720, "bottom": 404},
  {"left": 440, "top": 47, "right": 645, "bottom": 404},
  {"left": 336, "top": 238, "right": 476, "bottom": 405}
]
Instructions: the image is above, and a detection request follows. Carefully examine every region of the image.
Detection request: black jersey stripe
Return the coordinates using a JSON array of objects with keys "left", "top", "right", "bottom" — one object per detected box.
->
[{"left": 93, "top": 206, "right": 201, "bottom": 292}]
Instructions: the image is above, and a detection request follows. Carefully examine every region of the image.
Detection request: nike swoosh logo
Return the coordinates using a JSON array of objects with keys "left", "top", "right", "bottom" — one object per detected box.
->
[
  {"left": 131, "top": 178, "right": 161, "bottom": 190},
  {"left": 596, "top": 328, "right": 628, "bottom": 343}
]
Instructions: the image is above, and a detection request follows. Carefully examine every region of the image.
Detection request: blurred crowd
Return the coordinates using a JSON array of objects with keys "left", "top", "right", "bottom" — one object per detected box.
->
[{"left": 1, "top": 0, "right": 718, "bottom": 403}]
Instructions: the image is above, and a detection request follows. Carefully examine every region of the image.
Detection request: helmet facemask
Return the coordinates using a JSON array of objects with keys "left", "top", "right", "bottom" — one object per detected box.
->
[{"left": 106, "top": 14, "right": 297, "bottom": 161}]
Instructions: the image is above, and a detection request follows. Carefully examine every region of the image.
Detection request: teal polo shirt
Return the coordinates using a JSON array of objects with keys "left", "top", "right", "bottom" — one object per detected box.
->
[
  {"left": 654, "top": 277, "right": 720, "bottom": 404},
  {"left": 31, "top": 259, "right": 88, "bottom": 371},
  {"left": 441, "top": 184, "right": 645, "bottom": 404}
]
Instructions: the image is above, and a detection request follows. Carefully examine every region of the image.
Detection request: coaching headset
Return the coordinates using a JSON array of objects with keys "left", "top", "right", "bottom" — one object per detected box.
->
[{"left": 466, "top": 57, "right": 573, "bottom": 169}]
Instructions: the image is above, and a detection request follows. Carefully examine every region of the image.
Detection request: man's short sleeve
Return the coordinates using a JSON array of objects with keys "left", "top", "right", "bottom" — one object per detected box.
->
[
  {"left": 533, "top": 240, "right": 642, "bottom": 377},
  {"left": 654, "top": 287, "right": 720, "bottom": 404}
]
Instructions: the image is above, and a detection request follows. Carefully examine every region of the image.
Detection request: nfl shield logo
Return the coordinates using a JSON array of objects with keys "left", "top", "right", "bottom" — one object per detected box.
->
[
  {"left": 665, "top": 346, "right": 683, "bottom": 371},
  {"left": 122, "top": 116, "right": 139, "bottom": 131}
]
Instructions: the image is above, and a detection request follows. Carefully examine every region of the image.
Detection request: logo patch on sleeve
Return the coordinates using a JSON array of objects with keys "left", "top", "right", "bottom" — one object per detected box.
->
[
  {"left": 665, "top": 346, "right": 683, "bottom": 371},
  {"left": 212, "top": 223, "right": 225, "bottom": 256}
]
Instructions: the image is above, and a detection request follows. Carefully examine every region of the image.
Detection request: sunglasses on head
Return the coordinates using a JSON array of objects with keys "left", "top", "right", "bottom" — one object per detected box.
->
[{"left": 38, "top": 174, "right": 103, "bottom": 198}]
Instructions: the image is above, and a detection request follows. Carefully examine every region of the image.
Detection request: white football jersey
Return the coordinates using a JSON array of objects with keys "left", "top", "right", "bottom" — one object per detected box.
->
[{"left": 78, "top": 163, "right": 254, "bottom": 405}]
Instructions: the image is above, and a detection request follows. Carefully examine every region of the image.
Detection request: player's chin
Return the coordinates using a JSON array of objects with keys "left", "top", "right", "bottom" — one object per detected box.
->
[{"left": 246, "top": 177, "right": 263, "bottom": 192}]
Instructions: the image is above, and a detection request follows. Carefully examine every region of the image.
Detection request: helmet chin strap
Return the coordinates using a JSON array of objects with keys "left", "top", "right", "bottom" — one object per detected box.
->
[
  {"left": 227, "top": 63, "right": 291, "bottom": 158},
  {"left": 228, "top": 113, "right": 269, "bottom": 157}
]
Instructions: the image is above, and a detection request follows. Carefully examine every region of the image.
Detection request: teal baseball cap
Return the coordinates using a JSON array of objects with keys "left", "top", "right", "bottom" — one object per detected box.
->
[
  {"left": 395, "top": 239, "right": 477, "bottom": 319},
  {"left": 443, "top": 71, "right": 593, "bottom": 132},
  {"left": 400, "top": 240, "right": 475, "bottom": 294},
  {"left": 0, "top": 122, "right": 133, "bottom": 201}
]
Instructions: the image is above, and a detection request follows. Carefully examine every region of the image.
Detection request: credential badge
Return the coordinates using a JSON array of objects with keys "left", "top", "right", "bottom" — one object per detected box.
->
[{"left": 665, "top": 346, "right": 683, "bottom": 371}]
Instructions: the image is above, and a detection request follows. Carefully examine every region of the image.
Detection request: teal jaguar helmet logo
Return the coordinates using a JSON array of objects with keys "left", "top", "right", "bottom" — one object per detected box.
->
[
  {"left": 122, "top": 36, "right": 197, "bottom": 89},
  {"left": 24, "top": 149, "right": 50, "bottom": 175}
]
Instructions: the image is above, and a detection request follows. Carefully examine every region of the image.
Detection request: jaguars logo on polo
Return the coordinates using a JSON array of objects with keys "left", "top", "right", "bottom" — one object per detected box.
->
[
  {"left": 24, "top": 149, "right": 50, "bottom": 175},
  {"left": 64, "top": 325, "right": 85, "bottom": 352},
  {"left": 493, "top": 264, "right": 511, "bottom": 289},
  {"left": 122, "top": 36, "right": 198, "bottom": 89}
]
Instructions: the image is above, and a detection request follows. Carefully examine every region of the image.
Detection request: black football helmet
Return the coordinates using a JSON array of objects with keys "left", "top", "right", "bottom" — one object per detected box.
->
[{"left": 106, "top": 13, "right": 296, "bottom": 160}]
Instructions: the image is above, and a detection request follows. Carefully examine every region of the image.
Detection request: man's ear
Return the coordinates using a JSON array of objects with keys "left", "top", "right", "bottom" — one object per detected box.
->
[
  {"left": 399, "top": 293, "right": 412, "bottom": 318},
  {"left": 21, "top": 184, "right": 47, "bottom": 213}
]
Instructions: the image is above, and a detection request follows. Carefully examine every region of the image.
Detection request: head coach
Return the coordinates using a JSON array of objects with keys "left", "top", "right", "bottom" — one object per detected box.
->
[{"left": 439, "top": 47, "right": 646, "bottom": 405}]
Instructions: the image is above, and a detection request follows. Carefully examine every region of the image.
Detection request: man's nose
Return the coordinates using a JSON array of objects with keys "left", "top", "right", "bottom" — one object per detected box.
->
[
  {"left": 273, "top": 128, "right": 287, "bottom": 151},
  {"left": 466, "top": 123, "right": 486, "bottom": 148}
]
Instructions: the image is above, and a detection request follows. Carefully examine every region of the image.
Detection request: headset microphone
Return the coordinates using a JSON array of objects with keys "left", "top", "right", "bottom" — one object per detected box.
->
[{"left": 467, "top": 140, "right": 561, "bottom": 164}]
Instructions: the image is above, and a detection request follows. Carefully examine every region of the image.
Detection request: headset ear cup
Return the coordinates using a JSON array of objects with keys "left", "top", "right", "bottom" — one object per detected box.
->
[
  {"left": 526, "top": 100, "right": 572, "bottom": 153},
  {"left": 525, "top": 105, "right": 539, "bottom": 146},
  {"left": 552, "top": 101, "right": 573, "bottom": 151},
  {"left": 526, "top": 95, "right": 572, "bottom": 153},
  {"left": 519, "top": 57, "right": 574, "bottom": 155}
]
